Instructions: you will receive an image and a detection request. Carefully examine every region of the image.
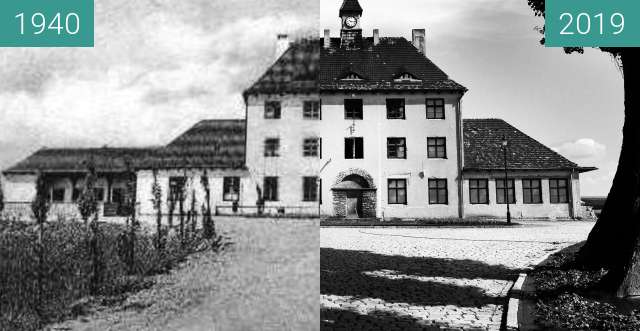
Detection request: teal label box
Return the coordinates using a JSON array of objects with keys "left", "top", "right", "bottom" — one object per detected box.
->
[
  {"left": 546, "top": 0, "right": 640, "bottom": 47},
  {"left": 0, "top": 0, "right": 94, "bottom": 47}
]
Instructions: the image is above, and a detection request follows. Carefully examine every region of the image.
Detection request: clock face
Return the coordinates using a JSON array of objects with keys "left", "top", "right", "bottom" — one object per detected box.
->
[{"left": 344, "top": 16, "right": 358, "bottom": 28}]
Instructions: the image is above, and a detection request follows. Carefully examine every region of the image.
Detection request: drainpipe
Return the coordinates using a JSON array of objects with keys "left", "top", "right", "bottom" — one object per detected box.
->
[{"left": 456, "top": 96, "right": 465, "bottom": 219}]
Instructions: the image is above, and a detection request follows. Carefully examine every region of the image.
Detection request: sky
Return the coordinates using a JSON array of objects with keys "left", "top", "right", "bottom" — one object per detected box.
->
[{"left": 0, "top": 0, "right": 623, "bottom": 196}]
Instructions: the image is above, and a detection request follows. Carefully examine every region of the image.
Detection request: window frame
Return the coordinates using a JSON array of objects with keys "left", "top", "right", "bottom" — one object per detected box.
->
[
  {"left": 549, "top": 178, "right": 569, "bottom": 204},
  {"left": 428, "top": 178, "right": 448, "bottom": 205},
  {"left": 263, "top": 177, "right": 279, "bottom": 202},
  {"left": 496, "top": 178, "right": 516, "bottom": 204},
  {"left": 303, "top": 100, "right": 321, "bottom": 120},
  {"left": 264, "top": 100, "right": 281, "bottom": 119},
  {"left": 426, "top": 98, "right": 445, "bottom": 119},
  {"left": 522, "top": 179, "right": 543, "bottom": 204},
  {"left": 388, "top": 178, "right": 408, "bottom": 205},
  {"left": 344, "top": 99, "right": 363, "bottom": 120},
  {"left": 303, "top": 137, "right": 321, "bottom": 157},
  {"left": 344, "top": 137, "right": 364, "bottom": 159},
  {"left": 223, "top": 177, "right": 240, "bottom": 202},
  {"left": 386, "top": 98, "right": 406, "bottom": 119},
  {"left": 387, "top": 137, "right": 407, "bottom": 159},
  {"left": 427, "top": 137, "right": 447, "bottom": 159},
  {"left": 264, "top": 138, "right": 280, "bottom": 157},
  {"left": 469, "top": 179, "right": 489, "bottom": 204}
]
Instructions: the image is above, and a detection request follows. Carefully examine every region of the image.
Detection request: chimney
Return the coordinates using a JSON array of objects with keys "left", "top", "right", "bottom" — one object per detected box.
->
[
  {"left": 276, "top": 34, "right": 290, "bottom": 58},
  {"left": 373, "top": 29, "right": 379, "bottom": 45},
  {"left": 412, "top": 29, "right": 426, "bottom": 56},
  {"left": 324, "top": 29, "right": 331, "bottom": 48}
]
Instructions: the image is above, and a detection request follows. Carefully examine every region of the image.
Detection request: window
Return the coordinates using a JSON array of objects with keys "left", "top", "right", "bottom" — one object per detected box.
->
[
  {"left": 426, "top": 98, "right": 445, "bottom": 119},
  {"left": 223, "top": 177, "right": 240, "bottom": 201},
  {"left": 522, "top": 179, "right": 542, "bottom": 204},
  {"left": 169, "top": 177, "right": 186, "bottom": 201},
  {"left": 303, "top": 138, "right": 321, "bottom": 157},
  {"left": 344, "top": 137, "right": 364, "bottom": 159},
  {"left": 303, "top": 101, "right": 321, "bottom": 119},
  {"left": 386, "top": 99, "right": 405, "bottom": 119},
  {"left": 388, "top": 179, "right": 407, "bottom": 204},
  {"left": 342, "top": 72, "right": 363, "bottom": 80},
  {"left": 303, "top": 177, "right": 319, "bottom": 202},
  {"left": 111, "top": 187, "right": 126, "bottom": 204},
  {"left": 72, "top": 187, "right": 81, "bottom": 201},
  {"left": 94, "top": 187, "right": 105, "bottom": 202},
  {"left": 387, "top": 138, "right": 406, "bottom": 159},
  {"left": 496, "top": 179, "right": 516, "bottom": 204},
  {"left": 263, "top": 177, "right": 278, "bottom": 201},
  {"left": 427, "top": 137, "right": 447, "bottom": 158},
  {"left": 549, "top": 179, "right": 569, "bottom": 204},
  {"left": 51, "top": 188, "right": 65, "bottom": 202},
  {"left": 344, "top": 99, "right": 363, "bottom": 119},
  {"left": 264, "top": 138, "right": 280, "bottom": 157},
  {"left": 428, "top": 179, "right": 448, "bottom": 204},
  {"left": 395, "top": 73, "right": 421, "bottom": 82},
  {"left": 469, "top": 179, "right": 489, "bottom": 204},
  {"left": 264, "top": 101, "right": 281, "bottom": 119}
]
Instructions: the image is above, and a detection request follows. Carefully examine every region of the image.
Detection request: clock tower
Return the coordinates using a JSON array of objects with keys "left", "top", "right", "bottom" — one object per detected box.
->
[{"left": 339, "top": 0, "right": 363, "bottom": 49}]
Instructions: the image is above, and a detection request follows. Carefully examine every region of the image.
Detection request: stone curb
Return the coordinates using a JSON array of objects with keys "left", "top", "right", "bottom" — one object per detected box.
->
[{"left": 504, "top": 251, "right": 557, "bottom": 330}]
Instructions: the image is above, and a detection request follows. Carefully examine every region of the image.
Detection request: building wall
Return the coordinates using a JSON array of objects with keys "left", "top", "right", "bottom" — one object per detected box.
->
[
  {"left": 244, "top": 93, "right": 325, "bottom": 216},
  {"left": 135, "top": 168, "right": 251, "bottom": 220},
  {"left": 244, "top": 91, "right": 463, "bottom": 218},
  {"left": 462, "top": 170, "right": 581, "bottom": 219}
]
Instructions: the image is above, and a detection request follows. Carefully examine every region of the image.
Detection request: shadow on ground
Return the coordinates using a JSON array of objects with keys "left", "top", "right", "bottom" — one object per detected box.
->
[{"left": 321, "top": 248, "right": 521, "bottom": 330}]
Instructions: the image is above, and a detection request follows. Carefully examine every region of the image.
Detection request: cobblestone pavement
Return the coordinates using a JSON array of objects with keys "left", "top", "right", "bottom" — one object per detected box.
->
[
  {"left": 51, "top": 218, "right": 319, "bottom": 331},
  {"left": 320, "top": 221, "right": 594, "bottom": 330}
]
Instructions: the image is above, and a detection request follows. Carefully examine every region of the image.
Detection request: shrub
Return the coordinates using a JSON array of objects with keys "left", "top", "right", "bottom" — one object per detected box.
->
[{"left": 0, "top": 219, "right": 218, "bottom": 330}]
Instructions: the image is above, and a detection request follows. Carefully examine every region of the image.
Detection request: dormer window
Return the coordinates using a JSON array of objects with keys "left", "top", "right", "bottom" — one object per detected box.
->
[
  {"left": 341, "top": 72, "right": 363, "bottom": 81},
  {"left": 394, "top": 72, "right": 421, "bottom": 82}
]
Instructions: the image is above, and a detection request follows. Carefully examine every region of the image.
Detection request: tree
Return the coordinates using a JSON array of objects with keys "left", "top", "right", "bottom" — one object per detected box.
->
[
  {"left": 200, "top": 170, "right": 215, "bottom": 238},
  {"left": 124, "top": 158, "right": 138, "bottom": 274},
  {"left": 30, "top": 172, "right": 49, "bottom": 325},
  {"left": 527, "top": 1, "right": 640, "bottom": 297},
  {"left": 151, "top": 169, "right": 164, "bottom": 249},
  {"left": 76, "top": 159, "right": 102, "bottom": 293}
]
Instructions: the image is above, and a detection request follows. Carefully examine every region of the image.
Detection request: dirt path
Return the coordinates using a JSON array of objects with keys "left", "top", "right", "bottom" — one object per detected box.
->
[{"left": 50, "top": 218, "right": 319, "bottom": 331}]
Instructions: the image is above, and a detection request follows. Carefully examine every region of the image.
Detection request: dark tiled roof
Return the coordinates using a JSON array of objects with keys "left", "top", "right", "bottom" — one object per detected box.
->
[
  {"left": 243, "top": 36, "right": 467, "bottom": 96},
  {"left": 320, "top": 37, "right": 467, "bottom": 92},
  {"left": 3, "top": 147, "right": 160, "bottom": 174},
  {"left": 154, "top": 119, "right": 246, "bottom": 169},
  {"left": 340, "top": 0, "right": 363, "bottom": 15},
  {"left": 243, "top": 39, "right": 319, "bottom": 97},
  {"left": 463, "top": 119, "right": 589, "bottom": 171},
  {"left": 4, "top": 119, "right": 247, "bottom": 174}
]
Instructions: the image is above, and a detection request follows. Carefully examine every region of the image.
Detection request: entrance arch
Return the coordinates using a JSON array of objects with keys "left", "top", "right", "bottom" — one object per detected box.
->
[{"left": 331, "top": 169, "right": 377, "bottom": 218}]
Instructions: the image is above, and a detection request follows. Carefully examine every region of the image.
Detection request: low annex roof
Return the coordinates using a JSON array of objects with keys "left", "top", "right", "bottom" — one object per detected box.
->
[
  {"left": 3, "top": 119, "right": 247, "bottom": 175},
  {"left": 463, "top": 119, "right": 596, "bottom": 173}
]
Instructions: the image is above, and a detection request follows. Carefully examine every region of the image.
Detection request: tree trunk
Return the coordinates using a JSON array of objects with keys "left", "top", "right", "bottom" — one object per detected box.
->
[{"left": 576, "top": 48, "right": 640, "bottom": 295}]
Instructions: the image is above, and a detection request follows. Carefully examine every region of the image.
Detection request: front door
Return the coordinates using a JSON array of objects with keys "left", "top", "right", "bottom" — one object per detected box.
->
[{"left": 346, "top": 191, "right": 361, "bottom": 218}]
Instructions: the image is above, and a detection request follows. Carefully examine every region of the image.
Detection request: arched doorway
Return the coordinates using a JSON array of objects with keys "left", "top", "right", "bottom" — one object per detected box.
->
[{"left": 332, "top": 170, "right": 377, "bottom": 218}]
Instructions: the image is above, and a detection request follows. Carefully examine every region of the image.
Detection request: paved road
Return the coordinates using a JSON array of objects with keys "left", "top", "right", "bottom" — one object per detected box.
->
[
  {"left": 51, "top": 218, "right": 319, "bottom": 331},
  {"left": 320, "top": 221, "right": 594, "bottom": 331}
]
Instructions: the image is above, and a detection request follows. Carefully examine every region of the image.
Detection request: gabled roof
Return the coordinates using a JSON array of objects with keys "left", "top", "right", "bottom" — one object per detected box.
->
[
  {"left": 339, "top": 0, "right": 363, "bottom": 16},
  {"left": 3, "top": 119, "right": 247, "bottom": 175},
  {"left": 320, "top": 37, "right": 466, "bottom": 92},
  {"left": 463, "top": 119, "right": 595, "bottom": 172},
  {"left": 243, "top": 39, "right": 319, "bottom": 98}
]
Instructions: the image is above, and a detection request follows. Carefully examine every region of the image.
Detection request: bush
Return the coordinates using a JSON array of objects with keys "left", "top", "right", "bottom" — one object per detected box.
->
[{"left": 0, "top": 219, "right": 217, "bottom": 330}]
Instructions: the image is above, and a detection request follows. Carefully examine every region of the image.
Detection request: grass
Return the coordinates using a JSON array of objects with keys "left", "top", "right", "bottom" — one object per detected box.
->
[
  {"left": 0, "top": 218, "right": 225, "bottom": 331},
  {"left": 531, "top": 242, "right": 640, "bottom": 330}
]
